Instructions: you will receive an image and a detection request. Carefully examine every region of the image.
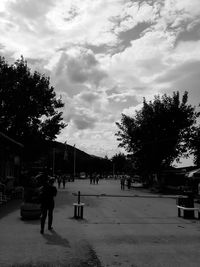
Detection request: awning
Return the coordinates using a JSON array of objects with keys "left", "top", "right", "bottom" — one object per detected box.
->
[{"left": 0, "top": 132, "right": 24, "bottom": 147}]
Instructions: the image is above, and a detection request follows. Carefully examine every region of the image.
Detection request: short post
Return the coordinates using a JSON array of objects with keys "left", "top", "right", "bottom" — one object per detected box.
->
[
  {"left": 184, "top": 194, "right": 194, "bottom": 219},
  {"left": 73, "top": 191, "right": 85, "bottom": 219},
  {"left": 178, "top": 207, "right": 181, "bottom": 217},
  {"left": 78, "top": 191, "right": 80, "bottom": 204}
]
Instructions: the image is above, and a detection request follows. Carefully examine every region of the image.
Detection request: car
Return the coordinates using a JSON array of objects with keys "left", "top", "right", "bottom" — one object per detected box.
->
[{"left": 79, "top": 172, "right": 86, "bottom": 179}]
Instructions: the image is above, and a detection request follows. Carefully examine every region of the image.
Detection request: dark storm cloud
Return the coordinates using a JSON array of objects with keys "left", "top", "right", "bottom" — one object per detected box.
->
[
  {"left": 176, "top": 22, "right": 200, "bottom": 45},
  {"left": 67, "top": 58, "right": 107, "bottom": 85},
  {"left": 107, "top": 86, "right": 120, "bottom": 96},
  {"left": 50, "top": 49, "right": 108, "bottom": 97},
  {"left": 108, "top": 93, "right": 139, "bottom": 113},
  {"left": 85, "top": 44, "right": 111, "bottom": 54},
  {"left": 73, "top": 114, "right": 96, "bottom": 130},
  {"left": 118, "top": 22, "right": 153, "bottom": 49},
  {"left": 0, "top": 43, "right": 5, "bottom": 50},
  {"left": 26, "top": 58, "right": 45, "bottom": 65},
  {"left": 65, "top": 51, "right": 107, "bottom": 86},
  {"left": 80, "top": 91, "right": 100, "bottom": 103},
  {"left": 107, "top": 85, "right": 132, "bottom": 96}
]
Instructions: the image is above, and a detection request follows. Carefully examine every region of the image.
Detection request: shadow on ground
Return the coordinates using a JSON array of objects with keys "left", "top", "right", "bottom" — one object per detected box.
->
[
  {"left": 41, "top": 229, "right": 71, "bottom": 248},
  {"left": 0, "top": 199, "right": 22, "bottom": 219}
]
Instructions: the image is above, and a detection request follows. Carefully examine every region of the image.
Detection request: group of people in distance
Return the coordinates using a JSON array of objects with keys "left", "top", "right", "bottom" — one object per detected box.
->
[
  {"left": 57, "top": 175, "right": 66, "bottom": 189},
  {"left": 90, "top": 174, "right": 100, "bottom": 184},
  {"left": 120, "top": 175, "right": 131, "bottom": 190}
]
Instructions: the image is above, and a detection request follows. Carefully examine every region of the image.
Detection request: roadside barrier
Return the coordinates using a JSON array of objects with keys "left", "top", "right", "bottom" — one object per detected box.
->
[
  {"left": 72, "top": 192, "right": 179, "bottom": 199},
  {"left": 72, "top": 192, "right": 178, "bottom": 219},
  {"left": 72, "top": 192, "right": 199, "bottom": 220},
  {"left": 73, "top": 191, "right": 85, "bottom": 219}
]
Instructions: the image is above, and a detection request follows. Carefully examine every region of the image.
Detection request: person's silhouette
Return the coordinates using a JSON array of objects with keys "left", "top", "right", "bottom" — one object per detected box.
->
[{"left": 40, "top": 178, "right": 57, "bottom": 234}]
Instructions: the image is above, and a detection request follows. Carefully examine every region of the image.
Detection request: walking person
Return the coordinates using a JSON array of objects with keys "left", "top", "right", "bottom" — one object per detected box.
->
[
  {"left": 57, "top": 176, "right": 61, "bottom": 189},
  {"left": 93, "top": 176, "right": 96, "bottom": 184},
  {"left": 40, "top": 177, "right": 57, "bottom": 234},
  {"left": 92, "top": 173, "right": 96, "bottom": 184},
  {"left": 90, "top": 174, "right": 93, "bottom": 184},
  {"left": 120, "top": 176, "right": 125, "bottom": 190},
  {"left": 127, "top": 177, "right": 131, "bottom": 189},
  {"left": 62, "top": 176, "right": 66, "bottom": 189},
  {"left": 96, "top": 174, "right": 100, "bottom": 184}
]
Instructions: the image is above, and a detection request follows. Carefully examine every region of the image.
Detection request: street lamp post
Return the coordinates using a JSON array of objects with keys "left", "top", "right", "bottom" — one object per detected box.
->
[
  {"left": 52, "top": 147, "right": 55, "bottom": 177},
  {"left": 73, "top": 144, "right": 76, "bottom": 180},
  {"left": 113, "top": 163, "right": 115, "bottom": 179}
]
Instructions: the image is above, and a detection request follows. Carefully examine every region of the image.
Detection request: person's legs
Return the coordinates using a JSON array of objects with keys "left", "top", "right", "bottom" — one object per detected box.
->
[
  {"left": 40, "top": 207, "right": 47, "bottom": 234},
  {"left": 48, "top": 207, "right": 54, "bottom": 230}
]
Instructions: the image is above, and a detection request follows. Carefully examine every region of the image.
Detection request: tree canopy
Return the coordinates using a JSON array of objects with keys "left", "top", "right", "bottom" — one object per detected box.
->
[
  {"left": 116, "top": 91, "right": 199, "bottom": 174},
  {"left": 190, "top": 126, "right": 200, "bottom": 166},
  {"left": 111, "top": 152, "right": 130, "bottom": 174},
  {"left": 0, "top": 56, "right": 66, "bottom": 143}
]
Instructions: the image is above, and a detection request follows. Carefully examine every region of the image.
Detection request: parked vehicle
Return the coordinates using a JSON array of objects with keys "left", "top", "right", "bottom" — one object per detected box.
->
[{"left": 79, "top": 172, "right": 87, "bottom": 179}]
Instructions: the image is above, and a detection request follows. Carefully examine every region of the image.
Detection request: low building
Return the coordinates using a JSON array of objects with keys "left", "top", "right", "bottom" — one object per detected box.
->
[{"left": 0, "top": 132, "right": 24, "bottom": 186}]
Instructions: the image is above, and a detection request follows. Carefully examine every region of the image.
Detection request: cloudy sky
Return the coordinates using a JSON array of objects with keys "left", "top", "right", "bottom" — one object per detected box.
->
[{"left": 1, "top": 0, "right": 200, "bottom": 165}]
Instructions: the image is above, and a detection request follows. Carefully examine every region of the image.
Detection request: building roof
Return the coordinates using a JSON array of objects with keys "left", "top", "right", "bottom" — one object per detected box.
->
[
  {"left": 186, "top": 168, "right": 200, "bottom": 178},
  {"left": 0, "top": 132, "right": 24, "bottom": 148}
]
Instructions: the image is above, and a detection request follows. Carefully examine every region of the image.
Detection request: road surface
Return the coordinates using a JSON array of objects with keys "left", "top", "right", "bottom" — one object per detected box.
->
[{"left": 0, "top": 179, "right": 200, "bottom": 267}]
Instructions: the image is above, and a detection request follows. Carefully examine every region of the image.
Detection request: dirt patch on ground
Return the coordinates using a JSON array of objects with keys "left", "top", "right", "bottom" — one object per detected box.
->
[{"left": 10, "top": 240, "right": 102, "bottom": 267}]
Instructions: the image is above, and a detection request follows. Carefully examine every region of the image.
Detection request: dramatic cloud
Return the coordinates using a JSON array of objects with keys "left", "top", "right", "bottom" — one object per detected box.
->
[{"left": 1, "top": 0, "right": 200, "bottom": 163}]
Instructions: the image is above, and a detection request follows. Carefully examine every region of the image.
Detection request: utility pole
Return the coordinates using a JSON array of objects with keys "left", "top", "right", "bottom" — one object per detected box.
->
[
  {"left": 73, "top": 144, "right": 76, "bottom": 181},
  {"left": 52, "top": 147, "right": 55, "bottom": 177}
]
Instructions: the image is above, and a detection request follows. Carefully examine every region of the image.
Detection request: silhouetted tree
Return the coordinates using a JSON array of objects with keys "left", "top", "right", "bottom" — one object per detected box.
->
[
  {"left": 190, "top": 126, "right": 200, "bottom": 166},
  {"left": 111, "top": 152, "right": 128, "bottom": 174},
  {"left": 116, "top": 91, "right": 199, "bottom": 178},
  {"left": 0, "top": 56, "right": 66, "bottom": 143}
]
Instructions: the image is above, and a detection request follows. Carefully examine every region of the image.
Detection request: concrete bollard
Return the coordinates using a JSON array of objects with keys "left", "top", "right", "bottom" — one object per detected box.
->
[{"left": 73, "top": 191, "right": 85, "bottom": 219}]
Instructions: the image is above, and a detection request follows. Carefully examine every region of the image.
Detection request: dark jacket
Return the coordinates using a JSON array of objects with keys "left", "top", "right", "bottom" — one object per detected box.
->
[{"left": 40, "top": 184, "right": 57, "bottom": 208}]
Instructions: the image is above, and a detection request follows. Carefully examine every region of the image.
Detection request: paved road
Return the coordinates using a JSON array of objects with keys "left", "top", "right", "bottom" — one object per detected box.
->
[{"left": 0, "top": 180, "right": 200, "bottom": 267}]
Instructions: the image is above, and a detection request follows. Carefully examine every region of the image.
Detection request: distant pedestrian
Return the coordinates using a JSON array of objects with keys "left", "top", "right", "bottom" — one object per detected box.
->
[
  {"left": 127, "top": 177, "right": 131, "bottom": 189},
  {"left": 120, "top": 176, "right": 125, "bottom": 190},
  {"left": 90, "top": 174, "right": 93, "bottom": 184},
  {"left": 62, "top": 176, "right": 66, "bottom": 189},
  {"left": 96, "top": 175, "right": 99, "bottom": 184},
  {"left": 40, "top": 178, "right": 57, "bottom": 234},
  {"left": 92, "top": 173, "right": 96, "bottom": 184},
  {"left": 57, "top": 176, "right": 61, "bottom": 188}
]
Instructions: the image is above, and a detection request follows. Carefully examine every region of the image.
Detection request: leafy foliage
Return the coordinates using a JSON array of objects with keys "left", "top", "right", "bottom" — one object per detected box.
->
[
  {"left": 0, "top": 56, "right": 66, "bottom": 143},
  {"left": 116, "top": 91, "right": 199, "bottom": 173},
  {"left": 190, "top": 126, "right": 200, "bottom": 166},
  {"left": 111, "top": 152, "right": 130, "bottom": 174}
]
